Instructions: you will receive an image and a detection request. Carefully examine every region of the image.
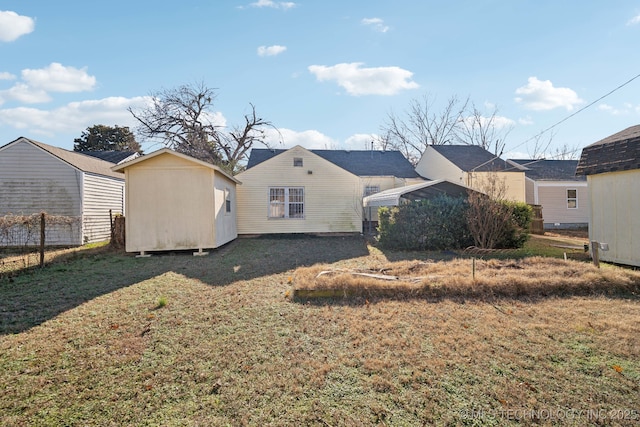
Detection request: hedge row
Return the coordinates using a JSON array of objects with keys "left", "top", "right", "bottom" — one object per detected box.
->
[{"left": 377, "top": 195, "right": 532, "bottom": 251}]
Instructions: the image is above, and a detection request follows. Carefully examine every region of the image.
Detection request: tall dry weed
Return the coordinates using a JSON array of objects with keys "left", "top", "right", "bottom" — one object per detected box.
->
[{"left": 293, "top": 258, "right": 640, "bottom": 300}]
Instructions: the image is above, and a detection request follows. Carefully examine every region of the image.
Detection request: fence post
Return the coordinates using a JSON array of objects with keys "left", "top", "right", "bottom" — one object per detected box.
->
[
  {"left": 109, "top": 209, "right": 114, "bottom": 243},
  {"left": 40, "top": 212, "right": 45, "bottom": 268},
  {"left": 591, "top": 240, "right": 600, "bottom": 268}
]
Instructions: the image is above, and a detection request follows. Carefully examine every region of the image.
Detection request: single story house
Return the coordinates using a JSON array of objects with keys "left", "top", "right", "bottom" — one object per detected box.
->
[
  {"left": 0, "top": 137, "right": 125, "bottom": 246},
  {"left": 507, "top": 159, "right": 588, "bottom": 229},
  {"left": 415, "top": 145, "right": 527, "bottom": 202},
  {"left": 576, "top": 125, "right": 640, "bottom": 267},
  {"left": 235, "top": 146, "right": 424, "bottom": 235},
  {"left": 112, "top": 148, "right": 240, "bottom": 255}
]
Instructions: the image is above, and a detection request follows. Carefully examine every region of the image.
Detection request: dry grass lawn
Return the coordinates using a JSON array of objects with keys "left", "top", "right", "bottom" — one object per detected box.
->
[{"left": 1, "top": 234, "right": 639, "bottom": 426}]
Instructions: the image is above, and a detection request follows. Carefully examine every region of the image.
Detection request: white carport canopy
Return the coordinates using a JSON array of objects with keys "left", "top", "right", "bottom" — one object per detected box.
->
[{"left": 363, "top": 179, "right": 473, "bottom": 207}]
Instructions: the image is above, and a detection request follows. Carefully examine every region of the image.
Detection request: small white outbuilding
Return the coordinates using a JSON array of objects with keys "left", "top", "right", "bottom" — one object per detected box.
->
[
  {"left": 112, "top": 148, "right": 240, "bottom": 255},
  {"left": 576, "top": 125, "right": 640, "bottom": 267}
]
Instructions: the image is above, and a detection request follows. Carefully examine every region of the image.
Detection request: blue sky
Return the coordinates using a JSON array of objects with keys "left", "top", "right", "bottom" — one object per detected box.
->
[{"left": 1, "top": 1, "right": 640, "bottom": 159}]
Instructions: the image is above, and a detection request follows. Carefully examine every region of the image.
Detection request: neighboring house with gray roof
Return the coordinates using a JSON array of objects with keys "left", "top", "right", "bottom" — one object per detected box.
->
[
  {"left": 415, "top": 145, "right": 527, "bottom": 202},
  {"left": 508, "top": 159, "right": 588, "bottom": 229},
  {"left": 576, "top": 125, "right": 640, "bottom": 267},
  {"left": 236, "top": 145, "right": 425, "bottom": 235},
  {"left": 0, "top": 137, "right": 125, "bottom": 246}
]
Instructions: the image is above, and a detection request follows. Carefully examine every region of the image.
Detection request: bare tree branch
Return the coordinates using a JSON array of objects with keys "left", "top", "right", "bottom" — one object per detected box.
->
[
  {"left": 526, "top": 130, "right": 556, "bottom": 159},
  {"left": 455, "top": 103, "right": 513, "bottom": 155},
  {"left": 381, "top": 93, "right": 469, "bottom": 164},
  {"left": 129, "top": 82, "right": 277, "bottom": 174}
]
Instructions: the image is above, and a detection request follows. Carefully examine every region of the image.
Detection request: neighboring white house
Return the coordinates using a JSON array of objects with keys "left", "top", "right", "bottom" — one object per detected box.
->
[
  {"left": 507, "top": 159, "right": 588, "bottom": 229},
  {"left": 576, "top": 125, "right": 640, "bottom": 267},
  {"left": 112, "top": 148, "right": 240, "bottom": 255},
  {"left": 0, "top": 137, "right": 125, "bottom": 246},
  {"left": 236, "top": 146, "right": 424, "bottom": 235},
  {"left": 415, "top": 145, "right": 527, "bottom": 202}
]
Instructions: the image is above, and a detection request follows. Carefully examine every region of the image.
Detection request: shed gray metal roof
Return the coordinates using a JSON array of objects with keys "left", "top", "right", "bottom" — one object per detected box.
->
[
  {"left": 363, "top": 179, "right": 472, "bottom": 207},
  {"left": 430, "top": 145, "right": 509, "bottom": 172},
  {"left": 508, "top": 159, "right": 584, "bottom": 181},
  {"left": 247, "top": 148, "right": 420, "bottom": 178},
  {"left": 576, "top": 125, "right": 640, "bottom": 175},
  {"left": 3, "top": 137, "right": 124, "bottom": 180}
]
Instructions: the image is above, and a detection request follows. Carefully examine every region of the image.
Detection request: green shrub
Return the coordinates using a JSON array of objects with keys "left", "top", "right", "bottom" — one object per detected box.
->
[
  {"left": 377, "top": 195, "right": 473, "bottom": 250},
  {"left": 496, "top": 201, "right": 532, "bottom": 249},
  {"left": 378, "top": 195, "right": 532, "bottom": 251}
]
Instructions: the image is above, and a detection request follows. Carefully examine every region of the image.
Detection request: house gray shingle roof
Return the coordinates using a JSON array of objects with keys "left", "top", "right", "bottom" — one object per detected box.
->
[
  {"left": 13, "top": 138, "right": 125, "bottom": 179},
  {"left": 79, "top": 150, "right": 139, "bottom": 164},
  {"left": 247, "top": 148, "right": 420, "bottom": 178},
  {"left": 431, "top": 145, "right": 509, "bottom": 172},
  {"left": 508, "top": 159, "right": 584, "bottom": 181},
  {"left": 576, "top": 125, "right": 640, "bottom": 175}
]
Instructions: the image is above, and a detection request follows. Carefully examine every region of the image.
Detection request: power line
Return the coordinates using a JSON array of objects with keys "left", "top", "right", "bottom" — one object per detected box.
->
[{"left": 509, "top": 71, "right": 640, "bottom": 153}]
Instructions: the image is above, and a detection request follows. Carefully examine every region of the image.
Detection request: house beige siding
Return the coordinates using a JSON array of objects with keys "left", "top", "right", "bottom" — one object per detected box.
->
[
  {"left": 124, "top": 153, "right": 217, "bottom": 252},
  {"left": 236, "top": 146, "right": 362, "bottom": 234},
  {"left": 588, "top": 170, "right": 640, "bottom": 267},
  {"left": 213, "top": 174, "right": 238, "bottom": 247},
  {"left": 536, "top": 183, "right": 588, "bottom": 227},
  {"left": 415, "top": 147, "right": 465, "bottom": 183},
  {"left": 465, "top": 171, "right": 526, "bottom": 202},
  {"left": 416, "top": 147, "right": 526, "bottom": 202},
  {"left": 0, "top": 139, "right": 82, "bottom": 245},
  {"left": 82, "top": 173, "right": 125, "bottom": 244}
]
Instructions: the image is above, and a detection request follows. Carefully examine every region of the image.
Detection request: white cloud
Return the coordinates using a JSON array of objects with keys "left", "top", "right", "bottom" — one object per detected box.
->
[
  {"left": 0, "top": 72, "right": 16, "bottom": 80},
  {"left": 361, "top": 17, "right": 389, "bottom": 33},
  {"left": 627, "top": 14, "right": 640, "bottom": 25},
  {"left": 0, "top": 63, "right": 97, "bottom": 105},
  {"left": 249, "top": 0, "right": 296, "bottom": 10},
  {"left": 0, "top": 96, "right": 149, "bottom": 136},
  {"left": 518, "top": 116, "right": 534, "bottom": 125},
  {"left": 257, "top": 45, "right": 287, "bottom": 57},
  {"left": 308, "top": 62, "right": 419, "bottom": 96},
  {"left": 0, "top": 11, "right": 35, "bottom": 42},
  {"left": 514, "top": 77, "right": 583, "bottom": 111},
  {"left": 0, "top": 83, "right": 51, "bottom": 104},
  {"left": 459, "top": 114, "right": 515, "bottom": 130},
  {"left": 22, "top": 63, "right": 96, "bottom": 93},
  {"left": 262, "top": 127, "right": 337, "bottom": 149},
  {"left": 344, "top": 133, "right": 378, "bottom": 149},
  {"left": 598, "top": 103, "right": 634, "bottom": 116}
]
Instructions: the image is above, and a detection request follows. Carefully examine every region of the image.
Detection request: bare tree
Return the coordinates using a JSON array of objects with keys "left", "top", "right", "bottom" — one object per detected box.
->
[
  {"left": 465, "top": 172, "right": 512, "bottom": 249},
  {"left": 128, "top": 82, "right": 277, "bottom": 174},
  {"left": 526, "top": 130, "right": 556, "bottom": 159},
  {"left": 372, "top": 130, "right": 392, "bottom": 151},
  {"left": 381, "top": 93, "right": 469, "bottom": 164},
  {"left": 455, "top": 103, "right": 513, "bottom": 155},
  {"left": 552, "top": 143, "right": 580, "bottom": 160}
]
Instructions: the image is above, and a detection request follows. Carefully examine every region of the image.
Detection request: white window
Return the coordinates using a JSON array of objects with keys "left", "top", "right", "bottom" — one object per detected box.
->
[
  {"left": 293, "top": 157, "right": 303, "bottom": 167},
  {"left": 364, "top": 185, "right": 380, "bottom": 197},
  {"left": 567, "top": 189, "right": 577, "bottom": 209},
  {"left": 269, "top": 187, "right": 304, "bottom": 219}
]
